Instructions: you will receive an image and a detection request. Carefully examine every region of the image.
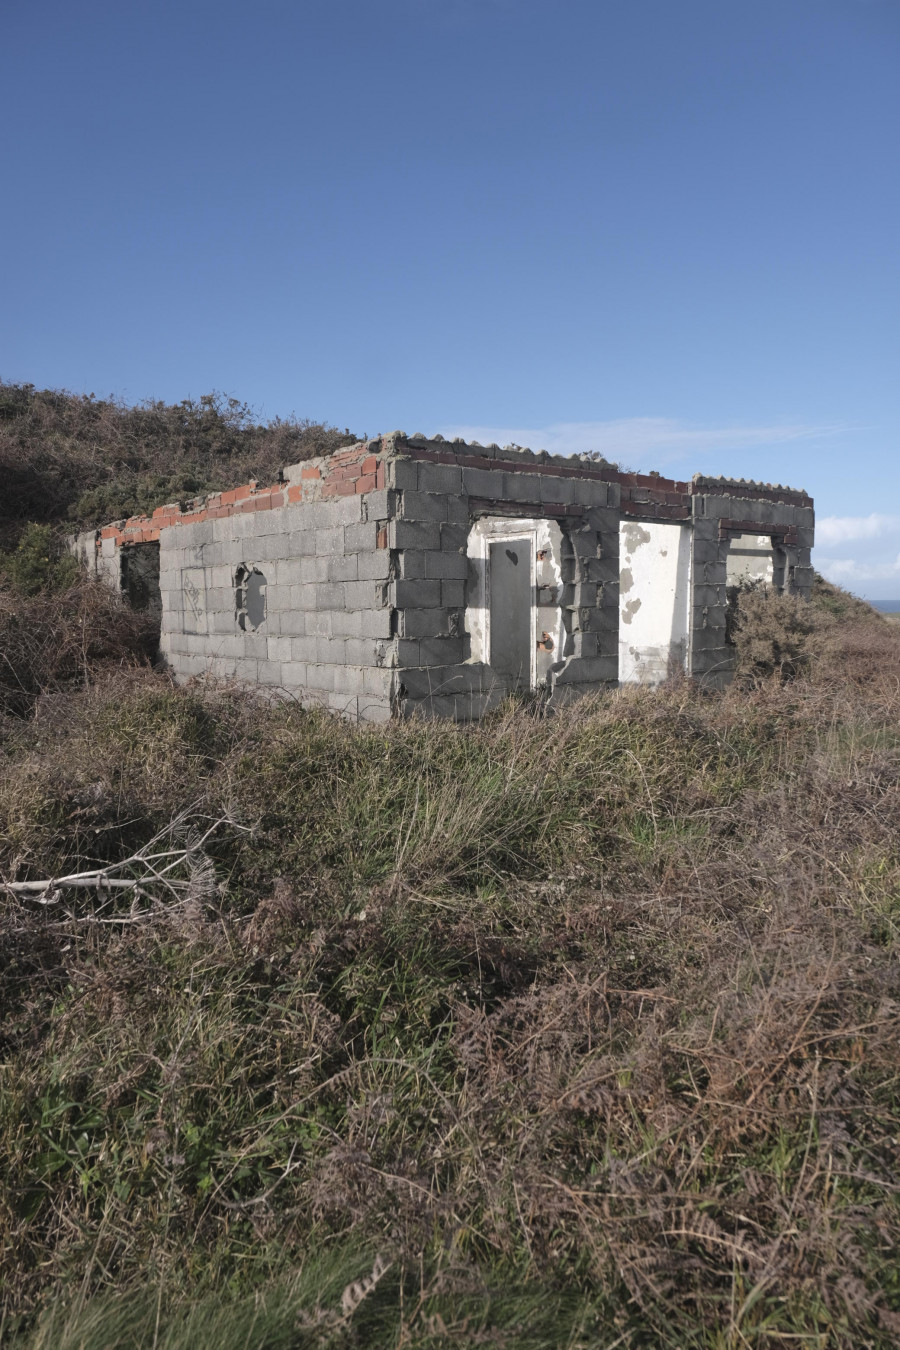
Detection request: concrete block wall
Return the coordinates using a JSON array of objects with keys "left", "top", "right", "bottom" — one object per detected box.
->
[
  {"left": 688, "top": 475, "right": 815, "bottom": 688},
  {"left": 74, "top": 431, "right": 815, "bottom": 719},
  {"left": 82, "top": 441, "right": 401, "bottom": 722},
  {"left": 382, "top": 434, "right": 623, "bottom": 717},
  {"left": 72, "top": 528, "right": 122, "bottom": 590},
  {"left": 157, "top": 491, "right": 396, "bottom": 721},
  {"left": 383, "top": 443, "right": 813, "bottom": 711}
]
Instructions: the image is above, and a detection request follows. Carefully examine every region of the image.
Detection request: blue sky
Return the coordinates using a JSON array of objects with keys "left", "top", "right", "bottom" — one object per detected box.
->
[{"left": 2, "top": 0, "right": 898, "bottom": 594}]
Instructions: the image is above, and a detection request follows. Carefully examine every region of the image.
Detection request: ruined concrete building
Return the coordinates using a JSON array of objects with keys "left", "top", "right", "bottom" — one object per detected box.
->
[{"left": 72, "top": 432, "right": 815, "bottom": 721}]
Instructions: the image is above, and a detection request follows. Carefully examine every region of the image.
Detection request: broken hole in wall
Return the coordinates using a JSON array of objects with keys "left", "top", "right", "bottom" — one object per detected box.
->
[{"left": 235, "top": 564, "right": 267, "bottom": 631}]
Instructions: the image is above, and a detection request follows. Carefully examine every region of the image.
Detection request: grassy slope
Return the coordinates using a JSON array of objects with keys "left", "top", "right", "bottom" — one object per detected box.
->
[
  {"left": 0, "top": 577, "right": 898, "bottom": 1348},
  {"left": 0, "top": 383, "right": 897, "bottom": 1346}
]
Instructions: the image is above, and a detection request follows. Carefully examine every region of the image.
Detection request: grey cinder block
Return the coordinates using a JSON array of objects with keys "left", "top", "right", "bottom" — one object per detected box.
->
[
  {"left": 570, "top": 582, "right": 599, "bottom": 607},
  {"left": 314, "top": 527, "right": 345, "bottom": 557},
  {"left": 357, "top": 551, "right": 393, "bottom": 581},
  {"left": 386, "top": 459, "right": 419, "bottom": 491},
  {"left": 344, "top": 521, "right": 379, "bottom": 552},
  {"left": 359, "top": 609, "right": 393, "bottom": 640},
  {"left": 692, "top": 539, "right": 725, "bottom": 565},
  {"left": 267, "top": 636, "right": 293, "bottom": 663},
  {"left": 399, "top": 607, "right": 457, "bottom": 639},
  {"left": 572, "top": 479, "right": 610, "bottom": 508},
  {"left": 306, "top": 611, "right": 334, "bottom": 637},
  {"left": 304, "top": 664, "right": 336, "bottom": 693},
  {"left": 329, "top": 611, "right": 363, "bottom": 639},
  {"left": 362, "top": 666, "right": 396, "bottom": 698},
  {"left": 536, "top": 474, "right": 580, "bottom": 506},
  {"left": 361, "top": 488, "right": 397, "bottom": 522},
  {"left": 392, "top": 578, "right": 442, "bottom": 608},
  {"left": 426, "top": 551, "right": 469, "bottom": 580},
  {"left": 233, "top": 657, "right": 260, "bottom": 682},
  {"left": 412, "top": 636, "right": 466, "bottom": 666},
  {"left": 415, "top": 462, "right": 463, "bottom": 495},
  {"left": 440, "top": 522, "right": 468, "bottom": 553},
  {"left": 400, "top": 490, "right": 448, "bottom": 522},
  {"left": 441, "top": 580, "right": 466, "bottom": 608},
  {"left": 279, "top": 611, "right": 307, "bottom": 637},
  {"left": 315, "top": 637, "right": 347, "bottom": 665},
  {"left": 692, "top": 584, "right": 727, "bottom": 607},
  {"left": 552, "top": 655, "right": 617, "bottom": 685},
  {"left": 287, "top": 529, "right": 318, "bottom": 556},
  {"left": 332, "top": 666, "right": 365, "bottom": 696},
  {"left": 314, "top": 582, "right": 346, "bottom": 610},
  {"left": 461, "top": 466, "right": 505, "bottom": 498},
  {"left": 280, "top": 661, "right": 308, "bottom": 687},
  {"left": 358, "top": 697, "right": 392, "bottom": 724},
  {"left": 344, "top": 637, "right": 386, "bottom": 666},
  {"left": 398, "top": 663, "right": 494, "bottom": 699},
  {"left": 291, "top": 636, "right": 319, "bottom": 663},
  {"left": 390, "top": 519, "right": 442, "bottom": 551},
  {"left": 397, "top": 550, "right": 428, "bottom": 579},
  {"left": 569, "top": 632, "right": 599, "bottom": 658}
]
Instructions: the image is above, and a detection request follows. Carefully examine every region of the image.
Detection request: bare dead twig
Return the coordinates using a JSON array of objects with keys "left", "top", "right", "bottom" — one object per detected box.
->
[{"left": 1, "top": 803, "right": 249, "bottom": 918}]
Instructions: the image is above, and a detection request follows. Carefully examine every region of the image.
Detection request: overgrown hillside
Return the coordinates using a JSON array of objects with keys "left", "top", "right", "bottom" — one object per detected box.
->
[
  {"left": 0, "top": 382, "right": 356, "bottom": 540},
  {"left": 0, "top": 548, "right": 898, "bottom": 1347}
]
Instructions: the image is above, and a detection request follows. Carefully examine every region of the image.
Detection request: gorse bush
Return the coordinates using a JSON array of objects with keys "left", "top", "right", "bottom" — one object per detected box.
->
[
  {"left": 0, "top": 383, "right": 357, "bottom": 535},
  {"left": 730, "top": 583, "right": 825, "bottom": 684},
  {"left": 0, "top": 525, "right": 149, "bottom": 720},
  {"left": 0, "top": 523, "right": 80, "bottom": 596},
  {"left": 2, "top": 586, "right": 900, "bottom": 1347},
  {"left": 0, "top": 566, "right": 155, "bottom": 720}
]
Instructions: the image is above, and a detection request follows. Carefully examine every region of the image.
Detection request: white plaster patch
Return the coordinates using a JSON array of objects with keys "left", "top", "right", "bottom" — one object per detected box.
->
[{"left": 618, "top": 521, "right": 691, "bottom": 685}]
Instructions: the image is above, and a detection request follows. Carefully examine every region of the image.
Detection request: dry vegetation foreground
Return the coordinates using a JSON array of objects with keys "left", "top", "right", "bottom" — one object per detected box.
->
[{"left": 1, "top": 578, "right": 899, "bottom": 1349}]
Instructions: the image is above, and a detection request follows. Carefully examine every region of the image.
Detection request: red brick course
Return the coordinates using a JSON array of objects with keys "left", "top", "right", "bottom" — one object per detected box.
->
[{"left": 95, "top": 443, "right": 388, "bottom": 550}]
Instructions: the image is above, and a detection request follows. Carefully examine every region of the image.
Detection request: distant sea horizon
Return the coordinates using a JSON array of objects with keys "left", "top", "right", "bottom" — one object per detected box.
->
[{"left": 869, "top": 600, "right": 900, "bottom": 613}]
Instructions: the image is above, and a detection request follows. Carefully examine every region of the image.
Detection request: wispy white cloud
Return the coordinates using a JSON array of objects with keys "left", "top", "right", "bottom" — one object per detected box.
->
[
  {"left": 816, "top": 554, "right": 900, "bottom": 584},
  {"left": 815, "top": 516, "right": 900, "bottom": 595},
  {"left": 816, "top": 514, "right": 900, "bottom": 546},
  {"left": 440, "top": 417, "right": 844, "bottom": 465}
]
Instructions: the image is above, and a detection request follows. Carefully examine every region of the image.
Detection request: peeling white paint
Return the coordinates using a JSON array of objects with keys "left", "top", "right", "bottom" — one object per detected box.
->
[
  {"left": 465, "top": 516, "right": 565, "bottom": 687},
  {"left": 618, "top": 521, "right": 691, "bottom": 685}
]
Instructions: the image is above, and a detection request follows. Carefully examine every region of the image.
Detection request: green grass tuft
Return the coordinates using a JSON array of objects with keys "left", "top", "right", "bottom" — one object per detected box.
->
[{"left": 2, "top": 586, "right": 900, "bottom": 1347}]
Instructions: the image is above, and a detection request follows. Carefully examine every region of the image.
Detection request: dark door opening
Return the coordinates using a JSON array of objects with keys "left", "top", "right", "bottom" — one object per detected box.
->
[
  {"left": 489, "top": 537, "right": 532, "bottom": 685},
  {"left": 120, "top": 542, "right": 162, "bottom": 646}
]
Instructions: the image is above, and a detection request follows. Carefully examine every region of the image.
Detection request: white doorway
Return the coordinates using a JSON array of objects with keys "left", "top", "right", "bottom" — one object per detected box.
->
[
  {"left": 465, "top": 516, "right": 565, "bottom": 689},
  {"left": 618, "top": 521, "right": 691, "bottom": 684}
]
